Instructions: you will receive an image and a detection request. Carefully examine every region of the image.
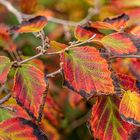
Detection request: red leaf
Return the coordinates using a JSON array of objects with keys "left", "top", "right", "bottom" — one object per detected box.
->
[
  {"left": 60, "top": 46, "right": 114, "bottom": 99},
  {"left": 0, "top": 117, "right": 47, "bottom": 140},
  {"left": 117, "top": 73, "right": 138, "bottom": 92},
  {"left": 0, "top": 56, "right": 12, "bottom": 85},
  {"left": 10, "top": 16, "right": 47, "bottom": 33},
  {"left": 129, "top": 60, "right": 140, "bottom": 81},
  {"left": 74, "top": 25, "right": 96, "bottom": 41},
  {"left": 101, "top": 32, "right": 138, "bottom": 54},
  {"left": 89, "top": 96, "right": 134, "bottom": 140},
  {"left": 13, "top": 64, "right": 47, "bottom": 121},
  {"left": 119, "top": 90, "right": 140, "bottom": 126}
]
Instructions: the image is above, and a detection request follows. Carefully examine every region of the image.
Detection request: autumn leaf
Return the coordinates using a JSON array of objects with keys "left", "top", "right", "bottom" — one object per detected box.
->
[
  {"left": 89, "top": 96, "right": 134, "bottom": 140},
  {"left": 104, "top": 13, "right": 129, "bottom": 30},
  {"left": 0, "top": 117, "right": 48, "bottom": 140},
  {"left": 60, "top": 46, "right": 114, "bottom": 99},
  {"left": 0, "top": 24, "right": 17, "bottom": 52},
  {"left": 129, "top": 60, "right": 140, "bottom": 81},
  {"left": 89, "top": 21, "right": 119, "bottom": 31},
  {"left": 13, "top": 64, "right": 47, "bottom": 121},
  {"left": 40, "top": 119, "right": 60, "bottom": 140},
  {"left": 50, "top": 41, "right": 67, "bottom": 51},
  {"left": 117, "top": 73, "right": 138, "bottom": 92},
  {"left": 74, "top": 25, "right": 96, "bottom": 41},
  {"left": 101, "top": 32, "right": 138, "bottom": 54},
  {"left": 119, "top": 90, "right": 140, "bottom": 126},
  {"left": 0, "top": 56, "right": 12, "bottom": 85},
  {"left": 10, "top": 16, "right": 47, "bottom": 33},
  {"left": 0, "top": 104, "right": 30, "bottom": 122}
]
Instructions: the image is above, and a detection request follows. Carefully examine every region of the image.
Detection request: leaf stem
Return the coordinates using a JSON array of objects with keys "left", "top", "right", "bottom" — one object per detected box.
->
[{"left": 46, "top": 67, "right": 62, "bottom": 78}]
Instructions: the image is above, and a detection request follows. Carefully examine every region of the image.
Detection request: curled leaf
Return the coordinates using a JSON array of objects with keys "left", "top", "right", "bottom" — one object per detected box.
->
[{"left": 10, "top": 16, "right": 47, "bottom": 33}]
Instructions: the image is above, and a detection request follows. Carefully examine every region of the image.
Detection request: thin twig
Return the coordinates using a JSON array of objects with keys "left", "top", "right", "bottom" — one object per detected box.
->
[
  {"left": 0, "top": 0, "right": 98, "bottom": 27},
  {"left": 47, "top": 8, "right": 98, "bottom": 27},
  {"left": 111, "top": 54, "right": 140, "bottom": 59},
  {"left": 18, "top": 52, "right": 43, "bottom": 65},
  {"left": 46, "top": 67, "right": 62, "bottom": 78},
  {"left": 0, "top": 0, "right": 22, "bottom": 22},
  {"left": 0, "top": 93, "right": 11, "bottom": 105},
  {"left": 0, "top": 105, "right": 15, "bottom": 112},
  {"left": 66, "top": 112, "right": 90, "bottom": 133},
  {"left": 47, "top": 34, "right": 96, "bottom": 55}
]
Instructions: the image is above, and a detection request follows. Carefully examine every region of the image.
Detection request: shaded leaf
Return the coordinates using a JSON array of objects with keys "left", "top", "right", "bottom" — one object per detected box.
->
[
  {"left": 40, "top": 119, "right": 60, "bottom": 140},
  {"left": 101, "top": 32, "right": 138, "bottom": 54},
  {"left": 0, "top": 56, "right": 12, "bottom": 85},
  {"left": 89, "top": 96, "right": 134, "bottom": 140},
  {"left": 117, "top": 73, "right": 138, "bottom": 92},
  {"left": 0, "top": 117, "right": 47, "bottom": 140},
  {"left": 0, "top": 24, "right": 17, "bottom": 52},
  {"left": 13, "top": 64, "right": 47, "bottom": 121},
  {"left": 10, "top": 16, "right": 47, "bottom": 33},
  {"left": 119, "top": 90, "right": 140, "bottom": 126},
  {"left": 129, "top": 60, "right": 140, "bottom": 81},
  {"left": 60, "top": 46, "right": 114, "bottom": 99}
]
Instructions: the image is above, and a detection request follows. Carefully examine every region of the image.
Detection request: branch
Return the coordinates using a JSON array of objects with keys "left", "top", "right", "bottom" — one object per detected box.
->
[
  {"left": 0, "top": 93, "right": 11, "bottom": 105},
  {"left": 66, "top": 111, "right": 90, "bottom": 133},
  {"left": 47, "top": 8, "right": 98, "bottom": 26},
  {"left": 111, "top": 54, "right": 140, "bottom": 59},
  {"left": 0, "top": 0, "right": 22, "bottom": 22},
  {"left": 47, "top": 34, "right": 96, "bottom": 55},
  {"left": 46, "top": 67, "right": 62, "bottom": 78},
  {"left": 0, "top": 0, "right": 98, "bottom": 27}
]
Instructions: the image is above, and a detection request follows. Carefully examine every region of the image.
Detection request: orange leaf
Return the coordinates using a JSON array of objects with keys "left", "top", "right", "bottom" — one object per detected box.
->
[
  {"left": 13, "top": 64, "right": 47, "bottom": 121},
  {"left": 60, "top": 46, "right": 114, "bottom": 99},
  {"left": 89, "top": 96, "right": 134, "bottom": 140},
  {"left": 0, "top": 56, "right": 12, "bottom": 85},
  {"left": 0, "top": 117, "right": 47, "bottom": 140},
  {"left": 10, "top": 16, "right": 47, "bottom": 33},
  {"left": 119, "top": 90, "right": 140, "bottom": 126}
]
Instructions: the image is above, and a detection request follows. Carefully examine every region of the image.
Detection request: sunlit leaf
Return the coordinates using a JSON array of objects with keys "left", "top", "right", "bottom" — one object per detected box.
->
[
  {"left": 119, "top": 90, "right": 140, "bottom": 126},
  {"left": 10, "top": 16, "right": 47, "bottom": 33},
  {"left": 89, "top": 21, "right": 119, "bottom": 31},
  {"left": 89, "top": 96, "right": 134, "bottom": 140},
  {"left": 101, "top": 32, "right": 138, "bottom": 54},
  {"left": 74, "top": 25, "right": 96, "bottom": 41},
  {"left": 0, "top": 56, "right": 12, "bottom": 85},
  {"left": 0, "top": 117, "right": 48, "bottom": 140},
  {"left": 104, "top": 13, "right": 129, "bottom": 30},
  {"left": 111, "top": 0, "right": 140, "bottom": 8},
  {"left": 50, "top": 41, "right": 67, "bottom": 51},
  {"left": 61, "top": 46, "right": 114, "bottom": 99},
  {"left": 13, "top": 64, "right": 47, "bottom": 121}
]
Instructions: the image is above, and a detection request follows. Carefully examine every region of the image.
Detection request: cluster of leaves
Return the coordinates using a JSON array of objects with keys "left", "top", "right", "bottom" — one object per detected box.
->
[{"left": 1, "top": 0, "right": 140, "bottom": 140}]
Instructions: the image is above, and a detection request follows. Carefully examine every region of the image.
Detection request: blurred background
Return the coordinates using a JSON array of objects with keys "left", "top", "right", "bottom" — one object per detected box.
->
[{"left": 0, "top": 0, "right": 140, "bottom": 139}]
